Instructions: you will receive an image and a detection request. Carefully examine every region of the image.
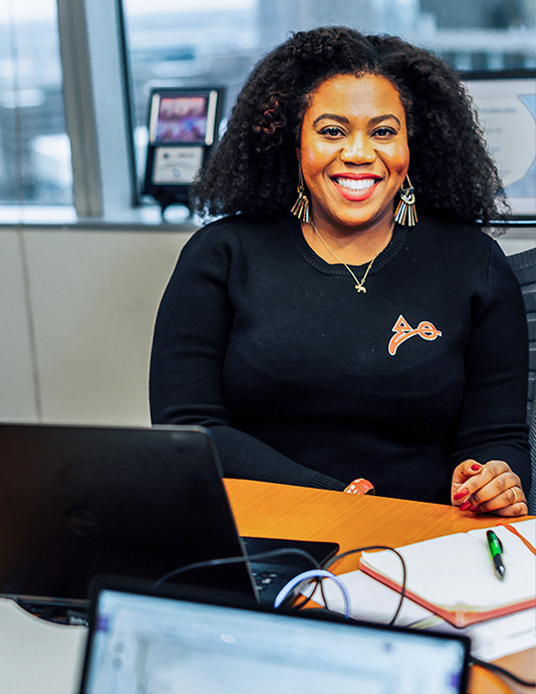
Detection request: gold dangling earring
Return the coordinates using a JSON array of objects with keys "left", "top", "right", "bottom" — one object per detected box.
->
[
  {"left": 394, "top": 175, "right": 418, "bottom": 227},
  {"left": 290, "top": 165, "right": 310, "bottom": 223}
]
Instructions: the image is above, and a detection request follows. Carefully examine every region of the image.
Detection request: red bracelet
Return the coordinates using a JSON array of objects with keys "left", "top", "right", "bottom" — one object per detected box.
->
[{"left": 343, "top": 478, "right": 375, "bottom": 495}]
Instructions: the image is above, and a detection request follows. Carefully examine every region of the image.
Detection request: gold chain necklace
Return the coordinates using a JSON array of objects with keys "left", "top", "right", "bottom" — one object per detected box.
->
[{"left": 310, "top": 220, "right": 386, "bottom": 294}]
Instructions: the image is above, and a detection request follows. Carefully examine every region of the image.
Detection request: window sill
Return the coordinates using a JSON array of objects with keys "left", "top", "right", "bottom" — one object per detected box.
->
[
  {"left": 0, "top": 204, "right": 533, "bottom": 241},
  {"left": 0, "top": 204, "right": 200, "bottom": 232}
]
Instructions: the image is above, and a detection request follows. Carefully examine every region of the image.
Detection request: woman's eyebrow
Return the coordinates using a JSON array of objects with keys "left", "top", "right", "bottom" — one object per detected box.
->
[
  {"left": 369, "top": 113, "right": 401, "bottom": 126},
  {"left": 312, "top": 113, "right": 350, "bottom": 127},
  {"left": 312, "top": 113, "right": 402, "bottom": 127}
]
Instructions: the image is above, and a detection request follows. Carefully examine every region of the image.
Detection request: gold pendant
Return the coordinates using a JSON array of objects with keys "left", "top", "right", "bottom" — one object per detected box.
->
[{"left": 356, "top": 285, "right": 366, "bottom": 293}]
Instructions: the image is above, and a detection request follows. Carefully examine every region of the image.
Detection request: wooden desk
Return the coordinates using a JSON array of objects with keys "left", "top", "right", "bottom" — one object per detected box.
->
[{"left": 224, "top": 479, "right": 535, "bottom": 694}]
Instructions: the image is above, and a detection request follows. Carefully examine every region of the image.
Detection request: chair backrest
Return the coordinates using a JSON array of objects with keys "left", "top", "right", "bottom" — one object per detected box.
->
[
  {"left": 508, "top": 246, "right": 536, "bottom": 514},
  {"left": 529, "top": 408, "right": 536, "bottom": 515}
]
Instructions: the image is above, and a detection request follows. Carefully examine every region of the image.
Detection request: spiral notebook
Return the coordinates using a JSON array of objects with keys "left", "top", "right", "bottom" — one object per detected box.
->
[{"left": 360, "top": 520, "right": 536, "bottom": 627}]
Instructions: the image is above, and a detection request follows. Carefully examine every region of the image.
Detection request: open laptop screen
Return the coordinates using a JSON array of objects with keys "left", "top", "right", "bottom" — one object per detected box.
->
[{"left": 79, "top": 583, "right": 470, "bottom": 694}]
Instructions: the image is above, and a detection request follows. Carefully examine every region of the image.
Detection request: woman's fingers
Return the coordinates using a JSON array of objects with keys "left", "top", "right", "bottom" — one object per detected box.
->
[
  {"left": 451, "top": 459, "right": 527, "bottom": 516},
  {"left": 452, "top": 459, "right": 509, "bottom": 504},
  {"left": 469, "top": 485, "right": 527, "bottom": 516},
  {"left": 492, "top": 500, "right": 528, "bottom": 517},
  {"left": 451, "top": 459, "right": 485, "bottom": 503},
  {"left": 469, "top": 464, "right": 518, "bottom": 506}
]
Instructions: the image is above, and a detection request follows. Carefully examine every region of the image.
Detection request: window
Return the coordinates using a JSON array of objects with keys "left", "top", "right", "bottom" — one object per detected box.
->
[
  {"left": 0, "top": 0, "right": 72, "bottom": 209},
  {"left": 123, "top": 0, "right": 258, "bottom": 201},
  {"left": 0, "top": 0, "right": 534, "bottom": 224},
  {"left": 122, "top": 0, "right": 536, "bottom": 222}
]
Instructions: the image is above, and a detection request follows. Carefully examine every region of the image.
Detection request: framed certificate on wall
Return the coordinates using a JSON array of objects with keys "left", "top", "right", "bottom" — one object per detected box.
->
[
  {"left": 143, "top": 87, "right": 224, "bottom": 214},
  {"left": 462, "top": 69, "right": 535, "bottom": 221}
]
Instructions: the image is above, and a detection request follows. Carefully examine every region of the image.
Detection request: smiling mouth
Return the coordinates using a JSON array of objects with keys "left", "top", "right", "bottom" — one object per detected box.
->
[{"left": 332, "top": 177, "right": 379, "bottom": 191}]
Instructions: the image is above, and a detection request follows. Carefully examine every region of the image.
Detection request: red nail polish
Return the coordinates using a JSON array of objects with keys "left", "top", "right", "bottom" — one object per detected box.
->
[
  {"left": 469, "top": 505, "right": 481, "bottom": 513},
  {"left": 454, "top": 488, "right": 469, "bottom": 501},
  {"left": 459, "top": 501, "right": 472, "bottom": 511},
  {"left": 471, "top": 463, "right": 482, "bottom": 471}
]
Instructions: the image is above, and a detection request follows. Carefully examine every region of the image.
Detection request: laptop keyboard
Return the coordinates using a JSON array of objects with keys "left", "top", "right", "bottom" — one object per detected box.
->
[{"left": 252, "top": 570, "right": 278, "bottom": 593}]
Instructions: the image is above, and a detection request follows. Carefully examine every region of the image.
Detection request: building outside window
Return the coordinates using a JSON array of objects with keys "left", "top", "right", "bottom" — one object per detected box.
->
[
  {"left": 122, "top": 0, "right": 535, "bottom": 214},
  {"left": 0, "top": 0, "right": 71, "bottom": 209},
  {"left": 0, "top": 0, "right": 534, "bottom": 219}
]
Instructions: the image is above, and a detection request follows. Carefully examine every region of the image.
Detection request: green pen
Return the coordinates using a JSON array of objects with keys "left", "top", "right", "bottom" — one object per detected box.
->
[{"left": 487, "top": 530, "right": 505, "bottom": 579}]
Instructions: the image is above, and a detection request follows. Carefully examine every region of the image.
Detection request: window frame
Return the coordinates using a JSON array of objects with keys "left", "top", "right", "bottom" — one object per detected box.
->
[
  {"left": 21, "top": 1, "right": 532, "bottom": 231},
  {"left": 56, "top": 0, "right": 139, "bottom": 220}
]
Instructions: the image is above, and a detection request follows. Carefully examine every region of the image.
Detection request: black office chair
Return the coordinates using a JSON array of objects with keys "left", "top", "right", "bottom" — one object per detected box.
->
[{"left": 508, "top": 246, "right": 535, "bottom": 514}]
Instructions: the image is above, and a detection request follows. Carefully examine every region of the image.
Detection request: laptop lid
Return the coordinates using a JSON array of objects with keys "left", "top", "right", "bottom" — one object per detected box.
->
[
  {"left": 78, "top": 577, "right": 471, "bottom": 694},
  {"left": 0, "top": 423, "right": 256, "bottom": 605}
]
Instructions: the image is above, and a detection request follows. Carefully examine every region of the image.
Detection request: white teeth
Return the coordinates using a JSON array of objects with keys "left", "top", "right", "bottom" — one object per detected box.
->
[{"left": 335, "top": 177, "right": 376, "bottom": 191}]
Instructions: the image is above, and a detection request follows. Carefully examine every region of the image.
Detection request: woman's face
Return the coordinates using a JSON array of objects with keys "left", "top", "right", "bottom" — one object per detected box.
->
[{"left": 298, "top": 73, "right": 410, "bottom": 236}]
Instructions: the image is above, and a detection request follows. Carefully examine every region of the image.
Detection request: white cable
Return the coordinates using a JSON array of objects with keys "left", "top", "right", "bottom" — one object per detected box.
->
[{"left": 273, "top": 569, "right": 351, "bottom": 618}]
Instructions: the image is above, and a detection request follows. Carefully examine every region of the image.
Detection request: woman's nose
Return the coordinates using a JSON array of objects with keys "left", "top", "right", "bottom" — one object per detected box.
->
[{"left": 340, "top": 134, "right": 376, "bottom": 164}]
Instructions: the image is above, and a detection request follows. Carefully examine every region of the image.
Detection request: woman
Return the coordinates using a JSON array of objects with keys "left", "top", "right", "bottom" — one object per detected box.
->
[{"left": 150, "top": 27, "right": 530, "bottom": 516}]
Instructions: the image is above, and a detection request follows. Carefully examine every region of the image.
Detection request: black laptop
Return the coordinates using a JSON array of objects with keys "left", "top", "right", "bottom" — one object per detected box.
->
[
  {"left": 78, "top": 577, "right": 471, "bottom": 694},
  {"left": 0, "top": 423, "right": 337, "bottom": 616}
]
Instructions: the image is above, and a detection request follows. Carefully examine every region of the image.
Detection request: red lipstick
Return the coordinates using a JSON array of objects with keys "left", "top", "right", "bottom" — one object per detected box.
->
[{"left": 331, "top": 174, "right": 381, "bottom": 202}]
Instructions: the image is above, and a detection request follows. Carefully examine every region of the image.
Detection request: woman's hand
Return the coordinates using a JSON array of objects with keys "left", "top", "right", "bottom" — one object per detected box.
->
[{"left": 451, "top": 459, "right": 528, "bottom": 517}]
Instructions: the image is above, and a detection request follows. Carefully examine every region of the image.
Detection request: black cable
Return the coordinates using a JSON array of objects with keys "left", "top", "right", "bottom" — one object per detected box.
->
[
  {"left": 155, "top": 545, "right": 534, "bottom": 689},
  {"left": 470, "top": 656, "right": 536, "bottom": 688},
  {"left": 323, "top": 545, "right": 407, "bottom": 626},
  {"left": 289, "top": 577, "right": 322, "bottom": 611},
  {"left": 289, "top": 576, "right": 333, "bottom": 613},
  {"left": 319, "top": 574, "right": 330, "bottom": 611},
  {"left": 153, "top": 548, "right": 321, "bottom": 589},
  {"left": 154, "top": 544, "right": 406, "bottom": 626}
]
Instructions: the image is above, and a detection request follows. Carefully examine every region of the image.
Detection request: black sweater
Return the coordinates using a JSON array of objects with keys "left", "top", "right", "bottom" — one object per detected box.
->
[{"left": 150, "top": 213, "right": 531, "bottom": 503}]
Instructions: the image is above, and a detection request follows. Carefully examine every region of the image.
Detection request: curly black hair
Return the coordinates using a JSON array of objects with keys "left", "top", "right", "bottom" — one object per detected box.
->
[{"left": 192, "top": 27, "right": 505, "bottom": 225}]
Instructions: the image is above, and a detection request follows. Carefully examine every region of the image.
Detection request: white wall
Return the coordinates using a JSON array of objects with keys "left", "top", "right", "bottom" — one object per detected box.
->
[
  {"left": 0, "top": 227, "right": 191, "bottom": 426},
  {"left": 0, "top": 226, "right": 532, "bottom": 427}
]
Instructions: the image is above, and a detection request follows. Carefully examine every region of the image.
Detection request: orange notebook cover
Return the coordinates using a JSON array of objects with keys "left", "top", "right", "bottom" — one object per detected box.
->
[{"left": 360, "top": 521, "right": 536, "bottom": 628}]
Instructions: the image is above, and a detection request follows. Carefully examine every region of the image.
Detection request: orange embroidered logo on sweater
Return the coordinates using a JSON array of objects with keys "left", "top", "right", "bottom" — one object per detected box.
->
[{"left": 388, "top": 315, "right": 442, "bottom": 355}]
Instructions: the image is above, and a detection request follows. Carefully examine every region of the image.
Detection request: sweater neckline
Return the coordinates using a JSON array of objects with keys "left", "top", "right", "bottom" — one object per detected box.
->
[{"left": 286, "top": 214, "right": 407, "bottom": 278}]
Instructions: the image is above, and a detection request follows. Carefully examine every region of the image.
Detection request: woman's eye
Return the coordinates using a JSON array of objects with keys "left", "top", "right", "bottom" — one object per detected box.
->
[
  {"left": 320, "top": 126, "right": 344, "bottom": 137},
  {"left": 374, "top": 127, "right": 396, "bottom": 137}
]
